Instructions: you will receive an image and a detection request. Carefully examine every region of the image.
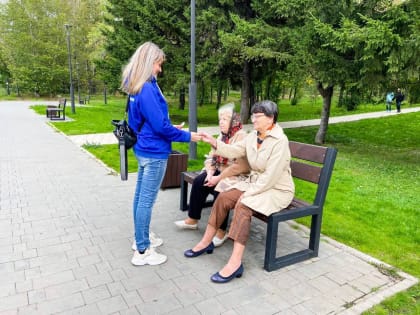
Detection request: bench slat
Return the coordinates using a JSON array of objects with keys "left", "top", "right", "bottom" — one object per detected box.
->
[
  {"left": 183, "top": 171, "right": 203, "bottom": 184},
  {"left": 291, "top": 161, "right": 321, "bottom": 184},
  {"left": 289, "top": 141, "right": 327, "bottom": 164}
]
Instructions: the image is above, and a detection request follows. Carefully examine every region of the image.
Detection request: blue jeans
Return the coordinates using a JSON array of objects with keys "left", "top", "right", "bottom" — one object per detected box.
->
[{"left": 133, "top": 155, "right": 167, "bottom": 251}]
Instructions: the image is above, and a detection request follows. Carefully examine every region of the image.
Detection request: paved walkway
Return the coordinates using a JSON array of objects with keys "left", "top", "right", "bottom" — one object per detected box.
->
[{"left": 0, "top": 101, "right": 418, "bottom": 315}]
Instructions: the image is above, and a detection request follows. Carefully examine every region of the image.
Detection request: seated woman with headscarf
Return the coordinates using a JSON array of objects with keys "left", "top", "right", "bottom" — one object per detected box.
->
[{"left": 174, "top": 103, "right": 249, "bottom": 247}]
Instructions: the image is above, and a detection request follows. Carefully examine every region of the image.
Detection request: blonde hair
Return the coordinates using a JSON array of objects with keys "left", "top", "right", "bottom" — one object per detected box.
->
[
  {"left": 121, "top": 42, "right": 165, "bottom": 94},
  {"left": 218, "top": 103, "right": 234, "bottom": 120}
]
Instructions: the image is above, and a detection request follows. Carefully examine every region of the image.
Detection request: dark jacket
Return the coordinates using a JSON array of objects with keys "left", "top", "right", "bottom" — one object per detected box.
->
[{"left": 395, "top": 92, "right": 404, "bottom": 103}]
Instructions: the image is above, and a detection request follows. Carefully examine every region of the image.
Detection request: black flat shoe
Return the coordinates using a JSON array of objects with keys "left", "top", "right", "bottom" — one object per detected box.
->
[
  {"left": 184, "top": 242, "right": 215, "bottom": 258},
  {"left": 211, "top": 264, "right": 244, "bottom": 283}
]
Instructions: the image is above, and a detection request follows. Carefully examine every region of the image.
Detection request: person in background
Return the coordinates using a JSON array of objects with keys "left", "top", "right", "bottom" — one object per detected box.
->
[
  {"left": 185, "top": 100, "right": 294, "bottom": 283},
  {"left": 395, "top": 88, "right": 404, "bottom": 113},
  {"left": 121, "top": 42, "right": 201, "bottom": 266},
  {"left": 174, "top": 103, "right": 249, "bottom": 247},
  {"left": 385, "top": 91, "right": 394, "bottom": 112}
]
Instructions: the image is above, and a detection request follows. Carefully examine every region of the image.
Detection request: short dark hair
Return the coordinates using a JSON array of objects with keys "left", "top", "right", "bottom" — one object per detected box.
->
[{"left": 251, "top": 100, "right": 278, "bottom": 123}]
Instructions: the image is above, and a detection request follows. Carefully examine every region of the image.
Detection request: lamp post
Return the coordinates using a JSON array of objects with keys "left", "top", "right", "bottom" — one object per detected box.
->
[
  {"left": 64, "top": 24, "right": 75, "bottom": 114},
  {"left": 75, "top": 59, "right": 81, "bottom": 104},
  {"left": 188, "top": 0, "right": 197, "bottom": 159},
  {"left": 6, "top": 78, "right": 10, "bottom": 95},
  {"left": 104, "top": 82, "right": 107, "bottom": 105}
]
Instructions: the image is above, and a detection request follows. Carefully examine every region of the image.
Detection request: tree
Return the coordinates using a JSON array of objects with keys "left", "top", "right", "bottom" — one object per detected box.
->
[
  {"left": 217, "top": 12, "right": 290, "bottom": 122},
  {"left": 97, "top": 0, "right": 191, "bottom": 99},
  {"left": 256, "top": 0, "right": 418, "bottom": 143},
  {"left": 0, "top": 0, "right": 103, "bottom": 96}
]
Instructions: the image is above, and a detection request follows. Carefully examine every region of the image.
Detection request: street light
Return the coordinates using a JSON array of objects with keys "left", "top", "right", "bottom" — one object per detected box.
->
[
  {"left": 6, "top": 78, "right": 10, "bottom": 95},
  {"left": 64, "top": 24, "right": 75, "bottom": 114},
  {"left": 75, "top": 59, "right": 81, "bottom": 104},
  {"left": 188, "top": 0, "right": 197, "bottom": 159}
]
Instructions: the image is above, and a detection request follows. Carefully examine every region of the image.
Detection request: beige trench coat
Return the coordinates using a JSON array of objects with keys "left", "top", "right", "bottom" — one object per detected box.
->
[{"left": 214, "top": 124, "right": 295, "bottom": 216}]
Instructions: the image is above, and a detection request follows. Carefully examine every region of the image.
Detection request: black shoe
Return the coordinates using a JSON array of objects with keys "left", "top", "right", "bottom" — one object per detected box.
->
[
  {"left": 184, "top": 242, "right": 214, "bottom": 258},
  {"left": 211, "top": 264, "right": 244, "bottom": 283}
]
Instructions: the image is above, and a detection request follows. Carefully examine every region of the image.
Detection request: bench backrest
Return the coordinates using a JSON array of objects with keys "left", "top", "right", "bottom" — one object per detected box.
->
[
  {"left": 289, "top": 141, "right": 337, "bottom": 207},
  {"left": 58, "top": 98, "right": 66, "bottom": 108}
]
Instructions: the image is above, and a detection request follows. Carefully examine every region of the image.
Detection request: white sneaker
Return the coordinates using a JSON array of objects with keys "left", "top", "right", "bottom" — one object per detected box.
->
[
  {"left": 131, "top": 248, "right": 167, "bottom": 266},
  {"left": 212, "top": 234, "right": 229, "bottom": 247},
  {"left": 174, "top": 220, "right": 198, "bottom": 230},
  {"left": 132, "top": 232, "right": 163, "bottom": 251}
]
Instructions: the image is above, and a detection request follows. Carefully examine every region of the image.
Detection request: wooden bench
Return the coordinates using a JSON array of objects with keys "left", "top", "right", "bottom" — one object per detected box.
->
[
  {"left": 79, "top": 96, "right": 90, "bottom": 105},
  {"left": 46, "top": 98, "right": 66, "bottom": 120},
  {"left": 179, "top": 141, "right": 337, "bottom": 271},
  {"left": 180, "top": 171, "right": 217, "bottom": 210}
]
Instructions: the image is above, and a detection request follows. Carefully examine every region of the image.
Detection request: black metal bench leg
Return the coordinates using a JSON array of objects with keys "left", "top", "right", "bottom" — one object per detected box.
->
[
  {"left": 264, "top": 216, "right": 279, "bottom": 271},
  {"left": 180, "top": 173, "right": 188, "bottom": 211},
  {"left": 309, "top": 213, "right": 322, "bottom": 255}
]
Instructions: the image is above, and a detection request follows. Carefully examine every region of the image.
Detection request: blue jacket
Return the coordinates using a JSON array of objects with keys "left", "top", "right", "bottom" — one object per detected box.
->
[{"left": 128, "top": 77, "right": 191, "bottom": 159}]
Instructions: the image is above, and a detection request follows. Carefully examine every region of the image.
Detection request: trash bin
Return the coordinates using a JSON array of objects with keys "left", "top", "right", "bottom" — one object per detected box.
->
[{"left": 161, "top": 150, "right": 188, "bottom": 189}]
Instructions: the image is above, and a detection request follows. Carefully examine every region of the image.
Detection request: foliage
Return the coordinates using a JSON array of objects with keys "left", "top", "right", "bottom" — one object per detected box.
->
[
  {"left": 0, "top": 0, "right": 104, "bottom": 96},
  {"left": 97, "top": 0, "right": 191, "bottom": 95}
]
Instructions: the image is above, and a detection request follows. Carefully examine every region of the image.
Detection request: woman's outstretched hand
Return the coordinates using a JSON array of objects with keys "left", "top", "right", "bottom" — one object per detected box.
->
[
  {"left": 200, "top": 132, "right": 217, "bottom": 148},
  {"left": 190, "top": 132, "right": 202, "bottom": 142},
  {"left": 174, "top": 122, "right": 185, "bottom": 129}
]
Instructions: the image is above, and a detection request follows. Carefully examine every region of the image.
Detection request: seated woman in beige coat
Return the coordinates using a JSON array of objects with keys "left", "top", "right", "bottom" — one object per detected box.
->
[
  {"left": 184, "top": 100, "right": 295, "bottom": 283},
  {"left": 175, "top": 104, "right": 249, "bottom": 246}
]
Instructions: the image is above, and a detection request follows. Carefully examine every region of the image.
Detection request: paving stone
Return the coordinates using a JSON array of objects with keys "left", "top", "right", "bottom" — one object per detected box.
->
[
  {"left": 0, "top": 283, "right": 15, "bottom": 298},
  {"left": 82, "top": 284, "right": 111, "bottom": 304},
  {"left": 134, "top": 293, "right": 181, "bottom": 314},
  {"left": 32, "top": 270, "right": 74, "bottom": 290},
  {"left": 0, "top": 293, "right": 28, "bottom": 312},
  {"left": 44, "top": 279, "right": 89, "bottom": 300},
  {"left": 96, "top": 295, "right": 128, "bottom": 314},
  {"left": 36, "top": 293, "right": 85, "bottom": 314},
  {"left": 137, "top": 280, "right": 178, "bottom": 302},
  {"left": 15, "top": 280, "right": 33, "bottom": 294},
  {"left": 85, "top": 272, "right": 113, "bottom": 288}
]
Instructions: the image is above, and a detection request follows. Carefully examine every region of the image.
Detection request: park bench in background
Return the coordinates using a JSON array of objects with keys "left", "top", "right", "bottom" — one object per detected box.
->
[
  {"left": 79, "top": 96, "right": 90, "bottom": 104},
  {"left": 46, "top": 98, "right": 66, "bottom": 120},
  {"left": 179, "top": 141, "right": 337, "bottom": 271}
]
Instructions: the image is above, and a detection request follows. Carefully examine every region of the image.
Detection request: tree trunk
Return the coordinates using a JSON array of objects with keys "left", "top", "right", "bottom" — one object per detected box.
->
[
  {"left": 338, "top": 83, "right": 345, "bottom": 107},
  {"left": 224, "top": 84, "right": 229, "bottom": 101},
  {"left": 240, "top": 60, "right": 251, "bottom": 123},
  {"left": 265, "top": 74, "right": 273, "bottom": 100},
  {"left": 178, "top": 87, "right": 185, "bottom": 110},
  {"left": 199, "top": 80, "right": 205, "bottom": 106},
  {"left": 250, "top": 81, "right": 255, "bottom": 107},
  {"left": 216, "top": 81, "right": 223, "bottom": 108},
  {"left": 315, "top": 82, "right": 334, "bottom": 144}
]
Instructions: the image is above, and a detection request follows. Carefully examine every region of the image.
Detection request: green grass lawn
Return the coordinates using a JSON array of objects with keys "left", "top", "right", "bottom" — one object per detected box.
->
[
  {"left": 31, "top": 95, "right": 419, "bottom": 314},
  {"left": 31, "top": 93, "right": 407, "bottom": 134}
]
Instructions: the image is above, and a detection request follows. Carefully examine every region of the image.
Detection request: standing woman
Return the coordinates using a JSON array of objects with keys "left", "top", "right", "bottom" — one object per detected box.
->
[{"left": 121, "top": 42, "right": 201, "bottom": 266}]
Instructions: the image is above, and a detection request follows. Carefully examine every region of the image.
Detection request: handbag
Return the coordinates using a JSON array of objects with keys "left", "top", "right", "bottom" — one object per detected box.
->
[
  {"left": 111, "top": 119, "right": 137, "bottom": 150},
  {"left": 111, "top": 96, "right": 137, "bottom": 150},
  {"left": 111, "top": 95, "right": 144, "bottom": 180}
]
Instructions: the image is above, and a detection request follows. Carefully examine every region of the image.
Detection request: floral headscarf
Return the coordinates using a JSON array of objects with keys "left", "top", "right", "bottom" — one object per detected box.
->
[{"left": 212, "top": 112, "right": 242, "bottom": 167}]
